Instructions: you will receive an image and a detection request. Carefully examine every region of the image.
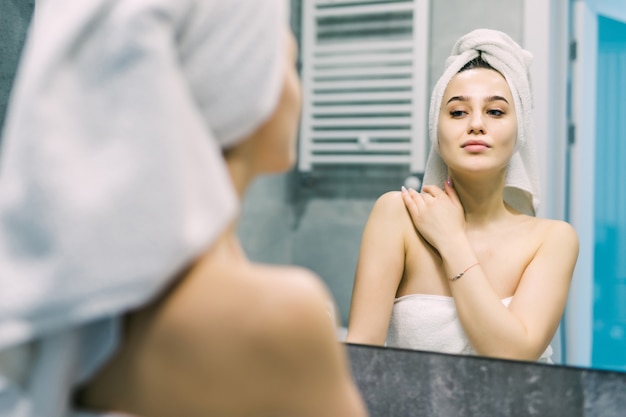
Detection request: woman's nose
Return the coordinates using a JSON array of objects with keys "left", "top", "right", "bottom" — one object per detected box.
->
[{"left": 468, "top": 112, "right": 485, "bottom": 134}]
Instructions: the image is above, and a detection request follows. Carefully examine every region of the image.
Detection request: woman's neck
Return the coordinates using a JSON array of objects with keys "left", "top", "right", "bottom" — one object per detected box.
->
[
  {"left": 449, "top": 172, "right": 512, "bottom": 227},
  {"left": 225, "top": 153, "right": 255, "bottom": 200},
  {"left": 190, "top": 147, "right": 258, "bottom": 268},
  {"left": 210, "top": 152, "right": 257, "bottom": 261},
  {"left": 196, "top": 221, "right": 249, "bottom": 267}
]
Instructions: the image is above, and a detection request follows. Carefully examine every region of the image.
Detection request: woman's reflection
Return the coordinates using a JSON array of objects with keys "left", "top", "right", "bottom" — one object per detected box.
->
[{"left": 346, "top": 29, "right": 578, "bottom": 364}]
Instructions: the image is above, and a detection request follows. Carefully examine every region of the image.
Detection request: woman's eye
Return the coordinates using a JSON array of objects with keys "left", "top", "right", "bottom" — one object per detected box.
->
[
  {"left": 487, "top": 109, "right": 505, "bottom": 117},
  {"left": 450, "top": 110, "right": 466, "bottom": 118}
]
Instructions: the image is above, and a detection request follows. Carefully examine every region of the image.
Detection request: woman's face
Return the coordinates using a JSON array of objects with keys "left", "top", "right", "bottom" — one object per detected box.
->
[
  {"left": 249, "top": 30, "right": 302, "bottom": 174},
  {"left": 437, "top": 67, "right": 517, "bottom": 178}
]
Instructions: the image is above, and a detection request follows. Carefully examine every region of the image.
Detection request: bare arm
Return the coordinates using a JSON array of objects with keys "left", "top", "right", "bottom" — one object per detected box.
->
[
  {"left": 444, "top": 220, "right": 577, "bottom": 360},
  {"left": 402, "top": 185, "right": 578, "bottom": 361},
  {"left": 346, "top": 191, "right": 407, "bottom": 346}
]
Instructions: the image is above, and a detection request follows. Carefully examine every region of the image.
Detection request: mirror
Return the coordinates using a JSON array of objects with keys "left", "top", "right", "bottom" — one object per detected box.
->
[
  {"left": 1, "top": 0, "right": 624, "bottom": 374},
  {"left": 241, "top": 0, "right": 626, "bottom": 374}
]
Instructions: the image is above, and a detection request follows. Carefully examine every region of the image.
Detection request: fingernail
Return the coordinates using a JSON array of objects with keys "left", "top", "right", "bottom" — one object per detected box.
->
[
  {"left": 401, "top": 186, "right": 407, "bottom": 192},
  {"left": 446, "top": 178, "right": 454, "bottom": 187}
]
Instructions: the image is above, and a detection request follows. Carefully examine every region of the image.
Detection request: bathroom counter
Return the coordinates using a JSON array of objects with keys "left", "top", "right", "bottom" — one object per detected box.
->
[{"left": 347, "top": 343, "right": 626, "bottom": 417}]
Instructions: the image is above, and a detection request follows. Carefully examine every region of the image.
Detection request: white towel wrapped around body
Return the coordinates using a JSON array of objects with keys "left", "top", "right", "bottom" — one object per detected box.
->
[
  {"left": 423, "top": 28, "right": 539, "bottom": 215},
  {"left": 0, "top": 0, "right": 289, "bottom": 415},
  {"left": 387, "top": 294, "right": 554, "bottom": 363}
]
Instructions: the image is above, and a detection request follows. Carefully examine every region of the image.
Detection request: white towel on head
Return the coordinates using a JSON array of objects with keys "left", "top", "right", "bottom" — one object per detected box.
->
[
  {"left": 0, "top": 0, "right": 288, "bottom": 415},
  {"left": 422, "top": 28, "right": 539, "bottom": 216},
  {"left": 0, "top": 0, "right": 288, "bottom": 350}
]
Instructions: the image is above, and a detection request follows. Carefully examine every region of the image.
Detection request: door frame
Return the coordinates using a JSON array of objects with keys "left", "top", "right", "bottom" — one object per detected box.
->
[
  {"left": 566, "top": 0, "right": 597, "bottom": 369},
  {"left": 523, "top": 0, "right": 572, "bottom": 364},
  {"left": 566, "top": 0, "right": 626, "bottom": 368}
]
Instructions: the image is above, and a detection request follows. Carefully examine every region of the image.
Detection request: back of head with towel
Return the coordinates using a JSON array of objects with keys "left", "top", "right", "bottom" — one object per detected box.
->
[{"left": 0, "top": 1, "right": 367, "bottom": 416}]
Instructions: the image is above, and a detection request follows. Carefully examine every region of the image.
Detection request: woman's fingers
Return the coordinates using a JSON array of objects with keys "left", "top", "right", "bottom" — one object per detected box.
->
[
  {"left": 422, "top": 183, "right": 461, "bottom": 208},
  {"left": 421, "top": 185, "right": 445, "bottom": 197},
  {"left": 401, "top": 186, "right": 422, "bottom": 217}
]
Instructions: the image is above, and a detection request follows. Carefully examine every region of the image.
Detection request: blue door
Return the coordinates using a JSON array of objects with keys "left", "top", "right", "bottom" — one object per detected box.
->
[{"left": 592, "top": 14, "right": 626, "bottom": 371}]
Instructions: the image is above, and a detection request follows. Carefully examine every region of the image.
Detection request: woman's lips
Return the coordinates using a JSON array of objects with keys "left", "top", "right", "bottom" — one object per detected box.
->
[{"left": 462, "top": 140, "right": 489, "bottom": 152}]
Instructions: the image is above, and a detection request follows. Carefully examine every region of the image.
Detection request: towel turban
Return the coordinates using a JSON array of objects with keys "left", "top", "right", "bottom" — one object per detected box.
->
[{"left": 423, "top": 28, "right": 539, "bottom": 216}]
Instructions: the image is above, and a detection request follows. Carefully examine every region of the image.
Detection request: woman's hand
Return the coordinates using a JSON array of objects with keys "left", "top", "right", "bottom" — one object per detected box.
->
[{"left": 401, "top": 179, "right": 465, "bottom": 250}]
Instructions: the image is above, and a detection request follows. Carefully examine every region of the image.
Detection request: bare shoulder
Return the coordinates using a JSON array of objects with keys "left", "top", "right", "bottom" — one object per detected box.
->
[
  {"left": 369, "top": 190, "right": 412, "bottom": 227},
  {"left": 244, "top": 265, "right": 352, "bottom": 404},
  {"left": 373, "top": 190, "right": 406, "bottom": 214},
  {"left": 247, "top": 264, "right": 335, "bottom": 335},
  {"left": 245, "top": 265, "right": 367, "bottom": 415},
  {"left": 516, "top": 217, "right": 579, "bottom": 269},
  {"left": 535, "top": 218, "right": 579, "bottom": 250},
  {"left": 253, "top": 264, "right": 330, "bottom": 304}
]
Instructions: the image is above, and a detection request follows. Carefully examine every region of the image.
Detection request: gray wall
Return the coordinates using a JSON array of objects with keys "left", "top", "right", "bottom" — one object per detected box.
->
[
  {"left": 0, "top": 0, "right": 34, "bottom": 134},
  {"left": 429, "top": 0, "right": 523, "bottom": 92},
  {"left": 239, "top": 0, "right": 524, "bottom": 327}
]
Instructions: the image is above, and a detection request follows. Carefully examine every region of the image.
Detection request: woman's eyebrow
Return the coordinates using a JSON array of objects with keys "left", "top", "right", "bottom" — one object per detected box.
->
[
  {"left": 446, "top": 95, "right": 509, "bottom": 105},
  {"left": 485, "top": 95, "right": 509, "bottom": 104},
  {"left": 446, "top": 95, "right": 469, "bottom": 104}
]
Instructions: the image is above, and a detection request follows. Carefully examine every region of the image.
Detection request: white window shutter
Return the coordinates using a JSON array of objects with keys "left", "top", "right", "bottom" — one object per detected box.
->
[{"left": 298, "top": 0, "right": 430, "bottom": 173}]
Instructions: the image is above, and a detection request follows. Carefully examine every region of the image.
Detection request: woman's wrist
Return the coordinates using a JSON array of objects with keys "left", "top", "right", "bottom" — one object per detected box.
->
[
  {"left": 438, "top": 234, "right": 478, "bottom": 275},
  {"left": 438, "top": 232, "right": 471, "bottom": 256},
  {"left": 449, "top": 262, "right": 480, "bottom": 281}
]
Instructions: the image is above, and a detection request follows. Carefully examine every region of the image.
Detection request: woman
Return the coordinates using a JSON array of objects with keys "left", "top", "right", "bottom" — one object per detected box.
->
[
  {"left": 78, "top": 24, "right": 366, "bottom": 417},
  {"left": 0, "top": 1, "right": 366, "bottom": 416},
  {"left": 346, "top": 29, "right": 578, "bottom": 363}
]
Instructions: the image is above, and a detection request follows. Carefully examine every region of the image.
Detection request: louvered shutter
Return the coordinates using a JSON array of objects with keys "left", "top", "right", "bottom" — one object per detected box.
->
[{"left": 298, "top": 0, "right": 430, "bottom": 173}]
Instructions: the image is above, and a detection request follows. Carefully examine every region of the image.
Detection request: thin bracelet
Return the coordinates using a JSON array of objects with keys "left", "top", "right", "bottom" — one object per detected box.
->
[{"left": 449, "top": 262, "right": 480, "bottom": 281}]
